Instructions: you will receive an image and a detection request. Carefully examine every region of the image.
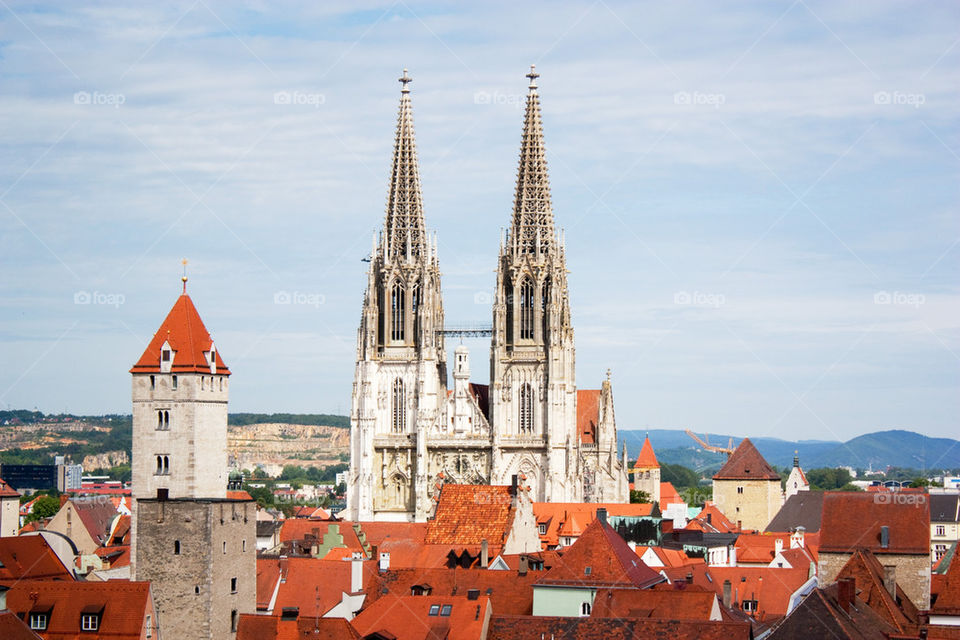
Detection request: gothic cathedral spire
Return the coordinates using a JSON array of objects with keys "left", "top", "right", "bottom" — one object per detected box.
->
[{"left": 348, "top": 70, "right": 446, "bottom": 522}]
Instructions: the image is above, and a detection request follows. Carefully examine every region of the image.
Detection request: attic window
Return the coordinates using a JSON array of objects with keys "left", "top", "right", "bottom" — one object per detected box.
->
[
  {"left": 538, "top": 524, "right": 546, "bottom": 535},
  {"left": 162, "top": 350, "right": 171, "bottom": 362},
  {"left": 428, "top": 604, "right": 440, "bottom": 616},
  {"left": 29, "top": 613, "right": 48, "bottom": 630},
  {"left": 584, "top": 566, "right": 592, "bottom": 575},
  {"left": 81, "top": 613, "right": 100, "bottom": 631},
  {"left": 440, "top": 604, "right": 452, "bottom": 617}
]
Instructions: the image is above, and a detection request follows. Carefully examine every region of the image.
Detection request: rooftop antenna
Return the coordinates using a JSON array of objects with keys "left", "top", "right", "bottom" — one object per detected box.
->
[{"left": 181, "top": 258, "right": 189, "bottom": 293}]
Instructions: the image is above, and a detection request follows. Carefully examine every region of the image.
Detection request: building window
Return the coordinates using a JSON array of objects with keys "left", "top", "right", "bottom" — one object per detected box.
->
[
  {"left": 231, "top": 577, "right": 237, "bottom": 593},
  {"left": 538, "top": 524, "right": 546, "bottom": 535},
  {"left": 737, "top": 486, "right": 744, "bottom": 494},
  {"left": 172, "top": 375, "right": 178, "bottom": 389},
  {"left": 201, "top": 376, "right": 205, "bottom": 390},
  {"left": 935, "top": 544, "right": 949, "bottom": 561},
  {"left": 174, "top": 540, "right": 181, "bottom": 554},
  {"left": 743, "top": 599, "right": 758, "bottom": 613},
  {"left": 155, "top": 456, "right": 163, "bottom": 475},
  {"left": 149, "top": 375, "right": 155, "bottom": 390},
  {"left": 162, "top": 349, "right": 170, "bottom": 362},
  {"left": 242, "top": 539, "right": 246, "bottom": 552},
  {"left": 428, "top": 604, "right": 440, "bottom": 616},
  {"left": 519, "top": 278, "right": 534, "bottom": 340},
  {"left": 935, "top": 525, "right": 946, "bottom": 537},
  {"left": 223, "top": 541, "right": 227, "bottom": 554},
  {"left": 29, "top": 614, "right": 47, "bottom": 630},
  {"left": 440, "top": 604, "right": 452, "bottom": 617},
  {"left": 145, "top": 615, "right": 152, "bottom": 638},
  {"left": 391, "top": 281, "right": 405, "bottom": 341},
  {"left": 581, "top": 602, "right": 591, "bottom": 616},
  {"left": 519, "top": 383, "right": 534, "bottom": 433},
  {"left": 157, "top": 410, "right": 170, "bottom": 431},
  {"left": 411, "top": 281, "right": 421, "bottom": 342},
  {"left": 81, "top": 614, "right": 99, "bottom": 631},
  {"left": 219, "top": 377, "right": 224, "bottom": 391},
  {"left": 392, "top": 378, "right": 406, "bottom": 433},
  {"left": 231, "top": 610, "right": 238, "bottom": 633}
]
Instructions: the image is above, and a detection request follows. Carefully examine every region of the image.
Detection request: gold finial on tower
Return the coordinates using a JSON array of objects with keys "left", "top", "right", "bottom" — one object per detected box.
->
[
  {"left": 181, "top": 258, "right": 189, "bottom": 294},
  {"left": 526, "top": 64, "right": 539, "bottom": 91},
  {"left": 399, "top": 68, "right": 412, "bottom": 93}
]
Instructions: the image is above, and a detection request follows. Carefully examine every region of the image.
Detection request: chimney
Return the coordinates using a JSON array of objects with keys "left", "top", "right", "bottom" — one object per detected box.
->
[
  {"left": 280, "top": 607, "right": 299, "bottom": 620},
  {"left": 729, "top": 546, "right": 737, "bottom": 567},
  {"left": 722, "top": 579, "right": 732, "bottom": 608},
  {"left": 379, "top": 552, "right": 390, "bottom": 573},
  {"left": 481, "top": 539, "right": 489, "bottom": 569},
  {"left": 880, "top": 525, "right": 890, "bottom": 549},
  {"left": 883, "top": 565, "right": 896, "bottom": 599},
  {"left": 279, "top": 555, "right": 289, "bottom": 583},
  {"left": 519, "top": 555, "right": 528, "bottom": 576},
  {"left": 837, "top": 578, "right": 855, "bottom": 613},
  {"left": 596, "top": 508, "right": 607, "bottom": 525},
  {"left": 351, "top": 552, "right": 363, "bottom": 593},
  {"left": 775, "top": 538, "right": 784, "bottom": 554},
  {"left": 685, "top": 572, "right": 694, "bottom": 585}
]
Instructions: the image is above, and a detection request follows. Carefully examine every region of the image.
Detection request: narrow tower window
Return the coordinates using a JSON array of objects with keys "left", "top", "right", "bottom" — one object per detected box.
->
[
  {"left": 520, "top": 278, "right": 534, "bottom": 340},
  {"left": 541, "top": 278, "right": 550, "bottom": 340},
  {"left": 504, "top": 279, "right": 514, "bottom": 344},
  {"left": 391, "top": 282, "right": 405, "bottom": 341},
  {"left": 411, "top": 281, "right": 421, "bottom": 344},
  {"left": 519, "top": 383, "right": 534, "bottom": 433},
  {"left": 392, "top": 378, "right": 406, "bottom": 433}
]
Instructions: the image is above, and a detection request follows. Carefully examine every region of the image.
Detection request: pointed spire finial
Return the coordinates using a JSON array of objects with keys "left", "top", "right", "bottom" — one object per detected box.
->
[
  {"left": 399, "top": 68, "right": 412, "bottom": 93},
  {"left": 526, "top": 64, "right": 539, "bottom": 91},
  {"left": 181, "top": 258, "right": 189, "bottom": 294}
]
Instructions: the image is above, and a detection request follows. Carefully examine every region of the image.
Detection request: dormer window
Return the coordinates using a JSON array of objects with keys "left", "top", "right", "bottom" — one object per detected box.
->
[
  {"left": 159, "top": 341, "right": 175, "bottom": 373},
  {"left": 29, "top": 612, "right": 48, "bottom": 630},
  {"left": 81, "top": 613, "right": 100, "bottom": 631}
]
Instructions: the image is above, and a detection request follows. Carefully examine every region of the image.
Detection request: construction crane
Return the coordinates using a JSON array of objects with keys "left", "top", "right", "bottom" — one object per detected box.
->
[{"left": 685, "top": 429, "right": 736, "bottom": 457}]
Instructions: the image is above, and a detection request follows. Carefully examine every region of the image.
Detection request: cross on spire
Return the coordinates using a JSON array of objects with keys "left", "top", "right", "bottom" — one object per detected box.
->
[
  {"left": 526, "top": 64, "right": 539, "bottom": 91},
  {"left": 399, "top": 68, "right": 412, "bottom": 93}
]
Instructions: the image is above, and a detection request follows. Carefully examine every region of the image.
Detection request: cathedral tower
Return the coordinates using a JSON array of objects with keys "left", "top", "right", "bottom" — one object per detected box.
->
[
  {"left": 347, "top": 70, "right": 447, "bottom": 522},
  {"left": 490, "top": 66, "right": 579, "bottom": 502}
]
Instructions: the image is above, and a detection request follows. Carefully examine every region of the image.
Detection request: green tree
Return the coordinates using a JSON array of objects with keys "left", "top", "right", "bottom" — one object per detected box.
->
[
  {"left": 25, "top": 495, "right": 61, "bottom": 523},
  {"left": 630, "top": 489, "right": 651, "bottom": 504}
]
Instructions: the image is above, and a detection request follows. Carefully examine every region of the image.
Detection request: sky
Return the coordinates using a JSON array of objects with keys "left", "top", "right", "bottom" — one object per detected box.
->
[{"left": 0, "top": 1, "right": 957, "bottom": 443}]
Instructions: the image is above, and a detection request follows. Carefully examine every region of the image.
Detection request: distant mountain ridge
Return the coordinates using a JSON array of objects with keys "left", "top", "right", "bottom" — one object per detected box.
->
[{"left": 618, "top": 429, "right": 960, "bottom": 472}]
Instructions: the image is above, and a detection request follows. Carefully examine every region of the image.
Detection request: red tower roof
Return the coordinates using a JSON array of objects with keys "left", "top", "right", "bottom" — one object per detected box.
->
[
  {"left": 130, "top": 294, "right": 230, "bottom": 375},
  {"left": 712, "top": 438, "right": 779, "bottom": 481},
  {"left": 635, "top": 436, "right": 659, "bottom": 469}
]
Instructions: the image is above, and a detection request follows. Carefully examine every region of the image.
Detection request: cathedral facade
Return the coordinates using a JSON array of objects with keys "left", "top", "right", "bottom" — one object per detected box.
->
[{"left": 346, "top": 67, "right": 628, "bottom": 522}]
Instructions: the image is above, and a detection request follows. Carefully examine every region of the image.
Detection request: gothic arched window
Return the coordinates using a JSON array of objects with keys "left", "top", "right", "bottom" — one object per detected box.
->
[
  {"left": 411, "top": 281, "right": 421, "bottom": 344},
  {"left": 391, "top": 282, "right": 405, "bottom": 341},
  {"left": 519, "top": 383, "right": 534, "bottom": 434},
  {"left": 505, "top": 279, "right": 514, "bottom": 344},
  {"left": 541, "top": 278, "right": 550, "bottom": 339},
  {"left": 392, "top": 378, "right": 406, "bottom": 433},
  {"left": 519, "top": 278, "right": 534, "bottom": 340}
]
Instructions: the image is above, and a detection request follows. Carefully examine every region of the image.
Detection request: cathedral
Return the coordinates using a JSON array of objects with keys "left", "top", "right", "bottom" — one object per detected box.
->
[{"left": 346, "top": 67, "right": 629, "bottom": 522}]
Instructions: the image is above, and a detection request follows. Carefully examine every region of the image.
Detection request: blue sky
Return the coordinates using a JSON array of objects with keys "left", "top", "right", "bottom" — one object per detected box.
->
[{"left": 0, "top": 1, "right": 957, "bottom": 442}]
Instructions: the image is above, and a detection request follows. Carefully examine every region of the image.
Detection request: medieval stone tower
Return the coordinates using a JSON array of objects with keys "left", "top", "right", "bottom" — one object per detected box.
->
[
  {"left": 347, "top": 69, "right": 448, "bottom": 522},
  {"left": 346, "top": 67, "right": 628, "bottom": 521},
  {"left": 131, "top": 278, "right": 255, "bottom": 639}
]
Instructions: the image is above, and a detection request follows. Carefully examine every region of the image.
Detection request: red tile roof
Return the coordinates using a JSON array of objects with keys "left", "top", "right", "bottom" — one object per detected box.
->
[
  {"left": 0, "top": 535, "right": 74, "bottom": 583},
  {"left": 351, "top": 594, "right": 491, "bottom": 640},
  {"left": 590, "top": 587, "right": 719, "bottom": 621},
  {"left": 130, "top": 293, "right": 230, "bottom": 375},
  {"left": 933, "top": 540, "right": 960, "bottom": 616},
  {"left": 685, "top": 502, "right": 738, "bottom": 533},
  {"left": 370, "top": 567, "right": 539, "bottom": 616},
  {"left": 0, "top": 476, "right": 20, "bottom": 498},
  {"left": 734, "top": 532, "right": 820, "bottom": 565},
  {"left": 577, "top": 390, "right": 600, "bottom": 444},
  {"left": 69, "top": 497, "right": 122, "bottom": 546},
  {"left": 5, "top": 579, "right": 153, "bottom": 639},
  {"left": 836, "top": 548, "right": 919, "bottom": 632},
  {"left": 0, "top": 612, "right": 42, "bottom": 640},
  {"left": 237, "top": 614, "right": 359, "bottom": 640},
  {"left": 533, "top": 502, "right": 655, "bottom": 549},
  {"left": 535, "top": 518, "right": 662, "bottom": 589},
  {"left": 635, "top": 436, "right": 659, "bottom": 468},
  {"left": 819, "top": 492, "right": 930, "bottom": 555},
  {"left": 258, "top": 557, "right": 378, "bottom": 615},
  {"left": 659, "top": 481, "right": 683, "bottom": 511},
  {"left": 488, "top": 615, "right": 752, "bottom": 640},
  {"left": 425, "top": 485, "right": 517, "bottom": 546},
  {"left": 635, "top": 546, "right": 704, "bottom": 569},
  {"left": 713, "top": 438, "right": 780, "bottom": 481}
]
